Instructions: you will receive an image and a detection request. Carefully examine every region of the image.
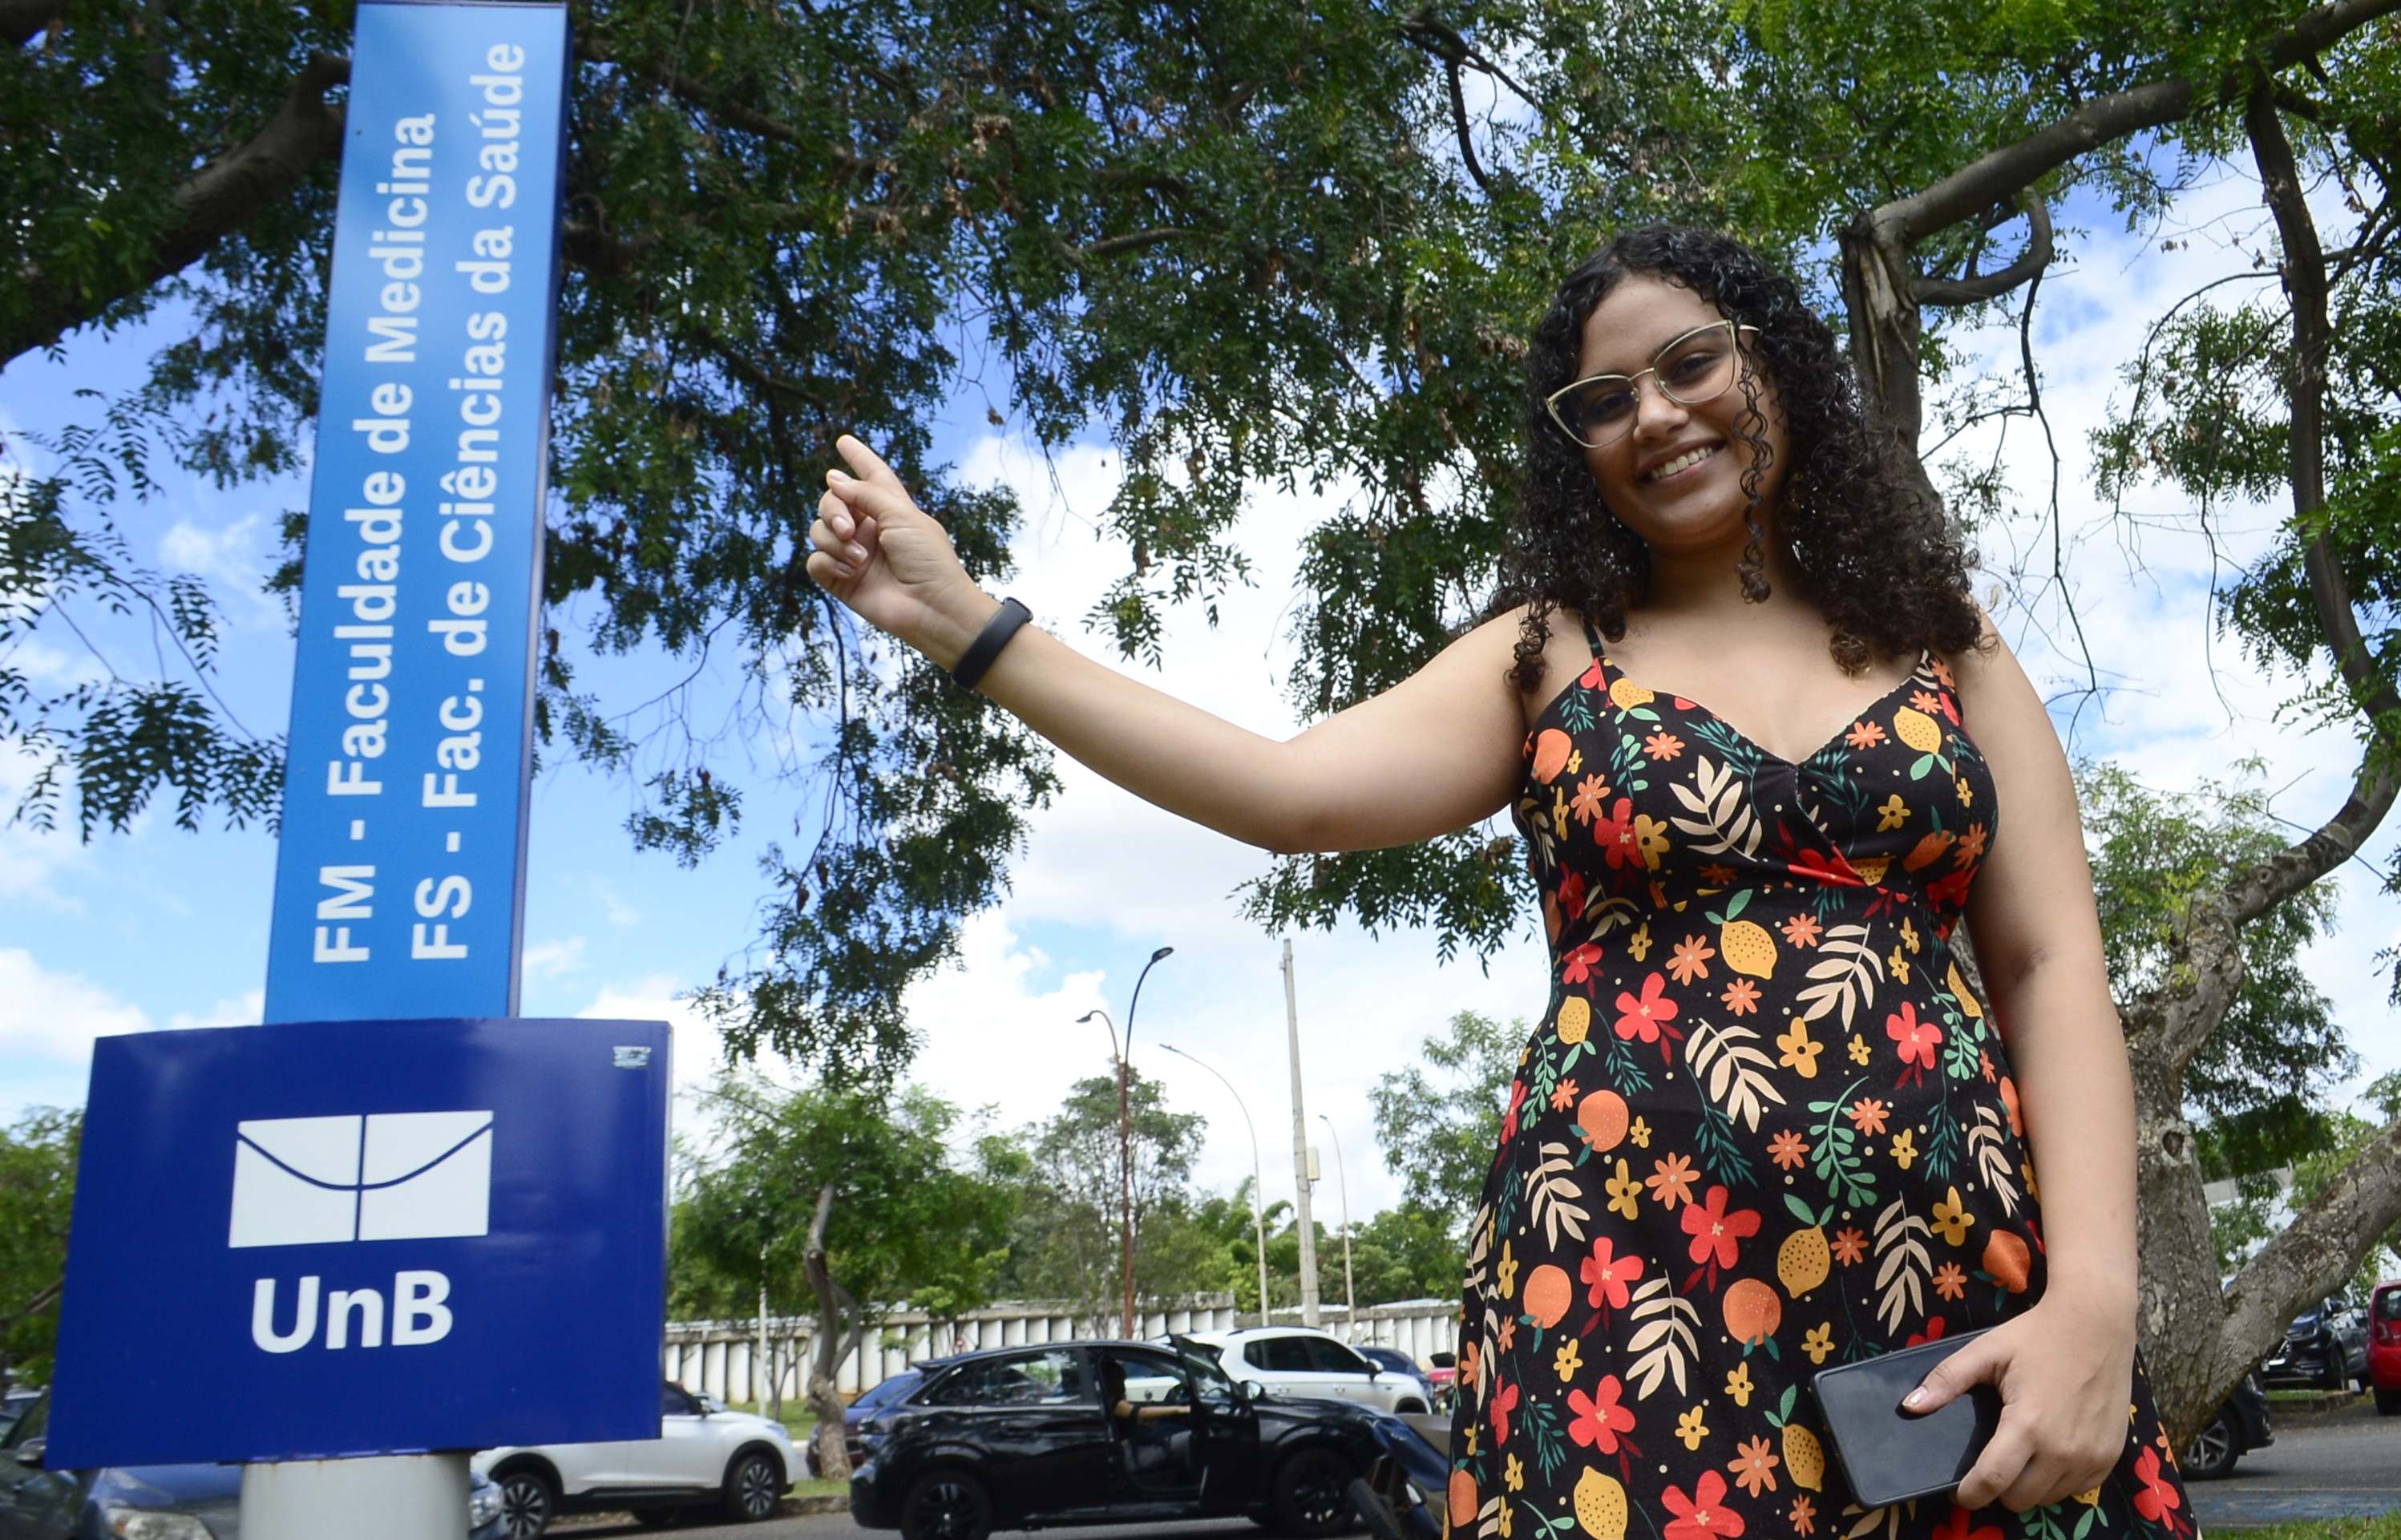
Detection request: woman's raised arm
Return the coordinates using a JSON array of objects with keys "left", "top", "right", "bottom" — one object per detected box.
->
[{"left": 806, "top": 435, "right": 1530, "bottom": 856}]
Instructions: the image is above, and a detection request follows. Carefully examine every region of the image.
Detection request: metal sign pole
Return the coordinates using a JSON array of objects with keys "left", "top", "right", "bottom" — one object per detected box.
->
[{"left": 240, "top": 5, "right": 568, "bottom": 1534}]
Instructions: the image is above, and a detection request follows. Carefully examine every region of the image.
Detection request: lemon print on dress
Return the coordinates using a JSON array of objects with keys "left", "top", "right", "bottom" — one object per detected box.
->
[
  {"left": 1707, "top": 888, "right": 1776, "bottom": 980},
  {"left": 1777, "top": 1196, "right": 1835, "bottom": 1296},
  {"left": 1893, "top": 705, "right": 1943, "bottom": 754},
  {"left": 1556, "top": 996, "right": 1591, "bottom": 1045},
  {"left": 1572, "top": 1466, "right": 1627, "bottom": 1540},
  {"left": 1607, "top": 677, "right": 1655, "bottom": 713},
  {"left": 1764, "top": 1384, "right": 1826, "bottom": 1493}
]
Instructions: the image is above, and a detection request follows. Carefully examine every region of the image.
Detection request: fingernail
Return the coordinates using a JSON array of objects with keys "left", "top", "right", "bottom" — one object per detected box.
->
[
  {"left": 847, "top": 544, "right": 868, "bottom": 564},
  {"left": 1902, "top": 1388, "right": 1928, "bottom": 1411},
  {"left": 829, "top": 469, "right": 852, "bottom": 483}
]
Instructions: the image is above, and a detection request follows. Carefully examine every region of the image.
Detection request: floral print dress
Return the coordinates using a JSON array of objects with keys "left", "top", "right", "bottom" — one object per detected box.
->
[{"left": 1445, "top": 614, "right": 2196, "bottom": 1540}]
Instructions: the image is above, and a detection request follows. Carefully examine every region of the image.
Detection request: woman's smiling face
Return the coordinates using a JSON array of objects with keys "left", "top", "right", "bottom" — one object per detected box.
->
[{"left": 1570, "top": 273, "right": 1789, "bottom": 558}]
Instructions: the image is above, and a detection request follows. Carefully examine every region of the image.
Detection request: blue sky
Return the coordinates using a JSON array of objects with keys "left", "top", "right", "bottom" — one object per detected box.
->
[{"left": 4, "top": 154, "right": 2395, "bottom": 1236}]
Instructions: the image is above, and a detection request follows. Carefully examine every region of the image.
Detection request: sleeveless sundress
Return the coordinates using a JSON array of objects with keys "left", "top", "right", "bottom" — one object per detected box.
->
[{"left": 1443, "top": 613, "right": 2197, "bottom": 1540}]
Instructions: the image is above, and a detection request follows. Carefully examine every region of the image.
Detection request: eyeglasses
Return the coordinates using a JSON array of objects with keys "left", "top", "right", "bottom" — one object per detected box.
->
[{"left": 1543, "top": 321, "right": 1760, "bottom": 450}]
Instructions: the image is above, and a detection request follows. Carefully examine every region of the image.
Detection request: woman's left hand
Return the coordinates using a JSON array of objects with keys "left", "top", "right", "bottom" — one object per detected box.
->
[{"left": 1903, "top": 1287, "right": 2136, "bottom": 1512}]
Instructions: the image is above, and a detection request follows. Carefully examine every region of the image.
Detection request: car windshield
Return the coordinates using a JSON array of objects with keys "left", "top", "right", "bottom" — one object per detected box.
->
[
  {"left": 2379, "top": 1290, "right": 2401, "bottom": 1321},
  {"left": 1167, "top": 1336, "right": 1243, "bottom": 1409}
]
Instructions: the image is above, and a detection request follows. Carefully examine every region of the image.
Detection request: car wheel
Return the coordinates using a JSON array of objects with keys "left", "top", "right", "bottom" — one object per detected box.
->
[
  {"left": 495, "top": 1469, "right": 557, "bottom": 1539},
  {"left": 633, "top": 1508, "right": 687, "bottom": 1529},
  {"left": 2181, "top": 1412, "right": 2239, "bottom": 1481},
  {"left": 1270, "top": 1446, "right": 1358, "bottom": 1537},
  {"left": 2376, "top": 1387, "right": 2400, "bottom": 1416},
  {"left": 1394, "top": 1399, "right": 1428, "bottom": 1415},
  {"left": 722, "top": 1449, "right": 785, "bottom": 1523},
  {"left": 900, "top": 1469, "right": 993, "bottom": 1540}
]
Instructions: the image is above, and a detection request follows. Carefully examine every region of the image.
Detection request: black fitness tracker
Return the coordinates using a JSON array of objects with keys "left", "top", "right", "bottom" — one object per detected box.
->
[{"left": 951, "top": 596, "right": 1032, "bottom": 692}]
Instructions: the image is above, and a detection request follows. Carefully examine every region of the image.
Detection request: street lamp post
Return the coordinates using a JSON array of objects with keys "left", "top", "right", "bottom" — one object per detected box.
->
[
  {"left": 1318, "top": 1114, "right": 1355, "bottom": 1338},
  {"left": 1079, "top": 945, "right": 1174, "bottom": 1339},
  {"left": 1163, "top": 1044, "right": 1272, "bottom": 1325}
]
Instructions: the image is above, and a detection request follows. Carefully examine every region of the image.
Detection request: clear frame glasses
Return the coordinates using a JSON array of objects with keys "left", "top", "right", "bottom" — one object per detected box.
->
[{"left": 1543, "top": 321, "right": 1760, "bottom": 450}]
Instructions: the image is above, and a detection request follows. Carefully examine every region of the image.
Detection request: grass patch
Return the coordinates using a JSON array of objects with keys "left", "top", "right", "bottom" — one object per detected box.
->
[{"left": 2205, "top": 1517, "right": 2401, "bottom": 1539}]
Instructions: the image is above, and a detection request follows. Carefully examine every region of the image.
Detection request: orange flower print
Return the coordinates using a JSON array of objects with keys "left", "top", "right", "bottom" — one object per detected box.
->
[
  {"left": 1550, "top": 1077, "right": 1580, "bottom": 1113},
  {"left": 1646, "top": 1151, "right": 1698, "bottom": 1209},
  {"left": 1767, "top": 1129, "right": 1809, "bottom": 1170},
  {"left": 1845, "top": 719, "right": 1886, "bottom": 750},
  {"left": 1779, "top": 912, "right": 1821, "bottom": 947},
  {"left": 1910, "top": 689, "right": 1943, "bottom": 715},
  {"left": 1831, "top": 1227, "right": 1867, "bottom": 1265},
  {"left": 1958, "top": 822, "right": 1989, "bottom": 863},
  {"left": 1667, "top": 934, "right": 1715, "bottom": 984},
  {"left": 1570, "top": 773, "right": 1611, "bottom": 825},
  {"left": 1699, "top": 860, "right": 1738, "bottom": 884},
  {"left": 1728, "top": 1433, "right": 1780, "bottom": 1497},
  {"left": 1845, "top": 1097, "right": 1890, "bottom": 1135},
  {"left": 1790, "top": 1494, "right": 1817, "bottom": 1536},
  {"left": 1645, "top": 730, "right": 1686, "bottom": 760},
  {"left": 1720, "top": 977, "right": 1761, "bottom": 1015},
  {"left": 1934, "top": 1261, "right": 1968, "bottom": 1300},
  {"left": 1930, "top": 653, "right": 1955, "bottom": 688}
]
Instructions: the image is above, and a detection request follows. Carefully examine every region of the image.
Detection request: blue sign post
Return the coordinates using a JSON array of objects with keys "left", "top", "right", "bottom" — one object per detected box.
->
[
  {"left": 41, "top": 6, "right": 666, "bottom": 1537},
  {"left": 261, "top": 0, "right": 570, "bottom": 1021}
]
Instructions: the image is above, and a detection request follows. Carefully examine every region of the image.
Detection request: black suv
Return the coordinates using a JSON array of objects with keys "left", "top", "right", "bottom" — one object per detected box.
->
[
  {"left": 849, "top": 1336, "right": 1386, "bottom": 1540},
  {"left": 2262, "top": 1291, "right": 2371, "bottom": 1390}
]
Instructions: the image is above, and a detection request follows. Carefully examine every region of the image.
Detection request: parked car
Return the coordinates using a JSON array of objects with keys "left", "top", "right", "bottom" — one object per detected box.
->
[
  {"left": 0, "top": 1388, "right": 38, "bottom": 1443},
  {"left": 1355, "top": 1347, "right": 1441, "bottom": 1411},
  {"left": 0, "top": 1389, "right": 507, "bottom": 1538},
  {"left": 2370, "top": 1278, "right": 2401, "bottom": 1415},
  {"left": 1424, "top": 1352, "right": 1457, "bottom": 1412},
  {"left": 2260, "top": 1290, "right": 2371, "bottom": 1390},
  {"left": 848, "top": 1336, "right": 1390, "bottom": 1540},
  {"left": 1181, "top": 1327, "right": 1432, "bottom": 1414},
  {"left": 472, "top": 1379, "right": 797, "bottom": 1536},
  {"left": 2179, "top": 1371, "right": 2274, "bottom": 1480},
  {"left": 804, "top": 1365, "right": 942, "bottom": 1478}
]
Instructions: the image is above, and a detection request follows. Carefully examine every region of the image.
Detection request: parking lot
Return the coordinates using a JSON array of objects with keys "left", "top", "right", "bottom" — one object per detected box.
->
[{"left": 555, "top": 1398, "right": 2399, "bottom": 1540}]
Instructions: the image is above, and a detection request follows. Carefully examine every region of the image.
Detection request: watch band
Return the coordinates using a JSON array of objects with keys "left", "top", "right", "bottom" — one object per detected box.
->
[{"left": 951, "top": 596, "right": 1032, "bottom": 693}]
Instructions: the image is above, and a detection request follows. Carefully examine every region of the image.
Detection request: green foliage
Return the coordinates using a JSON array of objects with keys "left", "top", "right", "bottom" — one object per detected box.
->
[
  {"left": 0, "top": 1107, "right": 79, "bottom": 1384},
  {"left": 1368, "top": 1008, "right": 1522, "bottom": 1222},
  {"left": 2076, "top": 757, "right": 2357, "bottom": 1126},
  {"left": 671, "top": 1071, "right": 1014, "bottom": 1328},
  {"left": 2288, "top": 1069, "right": 2401, "bottom": 1301},
  {"left": 984, "top": 1064, "right": 1219, "bottom": 1322},
  {"left": 6, "top": 0, "right": 2400, "bottom": 1093}
]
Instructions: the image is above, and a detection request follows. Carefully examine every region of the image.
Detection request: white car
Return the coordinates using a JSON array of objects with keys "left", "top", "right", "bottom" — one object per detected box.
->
[
  {"left": 472, "top": 1380, "right": 797, "bottom": 1537},
  {"left": 1180, "top": 1327, "right": 1433, "bottom": 1414}
]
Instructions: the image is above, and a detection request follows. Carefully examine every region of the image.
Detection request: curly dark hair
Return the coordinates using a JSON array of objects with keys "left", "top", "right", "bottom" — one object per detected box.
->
[{"left": 1483, "top": 224, "right": 1987, "bottom": 695}]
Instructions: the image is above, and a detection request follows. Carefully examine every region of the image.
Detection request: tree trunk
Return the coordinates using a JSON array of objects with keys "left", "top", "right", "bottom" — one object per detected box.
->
[
  {"left": 802, "top": 1182, "right": 867, "bottom": 1482},
  {"left": 1833, "top": 48, "right": 2401, "bottom": 1454}
]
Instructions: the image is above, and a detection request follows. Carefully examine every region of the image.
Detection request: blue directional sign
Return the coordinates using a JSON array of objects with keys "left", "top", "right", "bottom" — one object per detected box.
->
[
  {"left": 43, "top": 1017, "right": 669, "bottom": 1468},
  {"left": 261, "top": 0, "right": 570, "bottom": 1022}
]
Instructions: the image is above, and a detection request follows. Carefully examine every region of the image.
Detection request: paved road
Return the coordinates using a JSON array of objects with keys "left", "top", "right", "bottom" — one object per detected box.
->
[
  {"left": 2187, "top": 1397, "right": 2400, "bottom": 1532},
  {"left": 559, "top": 1401, "right": 2398, "bottom": 1539}
]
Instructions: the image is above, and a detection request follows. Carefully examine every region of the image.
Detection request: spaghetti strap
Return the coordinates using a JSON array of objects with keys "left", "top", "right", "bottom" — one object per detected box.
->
[{"left": 1578, "top": 612, "right": 1607, "bottom": 663}]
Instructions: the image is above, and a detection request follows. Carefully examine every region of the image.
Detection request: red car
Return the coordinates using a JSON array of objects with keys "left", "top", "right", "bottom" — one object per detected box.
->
[{"left": 2371, "top": 1279, "right": 2401, "bottom": 1416}]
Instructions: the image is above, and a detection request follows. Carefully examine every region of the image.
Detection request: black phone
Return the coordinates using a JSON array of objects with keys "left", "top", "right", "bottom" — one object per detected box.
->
[{"left": 1809, "top": 1327, "right": 2003, "bottom": 1509}]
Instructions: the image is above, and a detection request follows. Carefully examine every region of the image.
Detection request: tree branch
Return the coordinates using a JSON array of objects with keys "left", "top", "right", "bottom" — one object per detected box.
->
[
  {"left": 575, "top": 34, "right": 864, "bottom": 174},
  {"left": 1914, "top": 194, "right": 2054, "bottom": 307},
  {"left": 1873, "top": 0, "right": 2401, "bottom": 250},
  {"left": 3, "top": 50, "right": 351, "bottom": 366},
  {"left": 2219, "top": 1119, "right": 2401, "bottom": 1387}
]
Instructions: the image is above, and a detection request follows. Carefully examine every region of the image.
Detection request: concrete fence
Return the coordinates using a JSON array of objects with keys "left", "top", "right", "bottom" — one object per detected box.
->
[{"left": 663, "top": 1294, "right": 1464, "bottom": 1405}]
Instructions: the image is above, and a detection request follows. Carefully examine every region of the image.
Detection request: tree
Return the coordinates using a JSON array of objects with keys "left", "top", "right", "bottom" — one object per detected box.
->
[
  {"left": 676, "top": 1071, "right": 1011, "bottom": 1476},
  {"left": 0, "top": 1106, "right": 78, "bottom": 1384},
  {"left": 1368, "top": 1008, "right": 1520, "bottom": 1221},
  {"left": 11, "top": 0, "right": 2401, "bottom": 1449},
  {"left": 987, "top": 1064, "right": 1211, "bottom": 1328}
]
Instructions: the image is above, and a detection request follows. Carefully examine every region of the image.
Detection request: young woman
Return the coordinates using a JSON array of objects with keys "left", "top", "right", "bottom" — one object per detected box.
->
[{"left": 804, "top": 226, "right": 2195, "bottom": 1538}]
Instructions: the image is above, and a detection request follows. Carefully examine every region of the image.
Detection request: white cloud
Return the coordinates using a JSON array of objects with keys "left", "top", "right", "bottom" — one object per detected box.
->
[
  {"left": 165, "top": 988, "right": 263, "bottom": 1032},
  {"left": 0, "top": 948, "right": 153, "bottom": 1061},
  {"left": 523, "top": 936, "right": 588, "bottom": 980}
]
